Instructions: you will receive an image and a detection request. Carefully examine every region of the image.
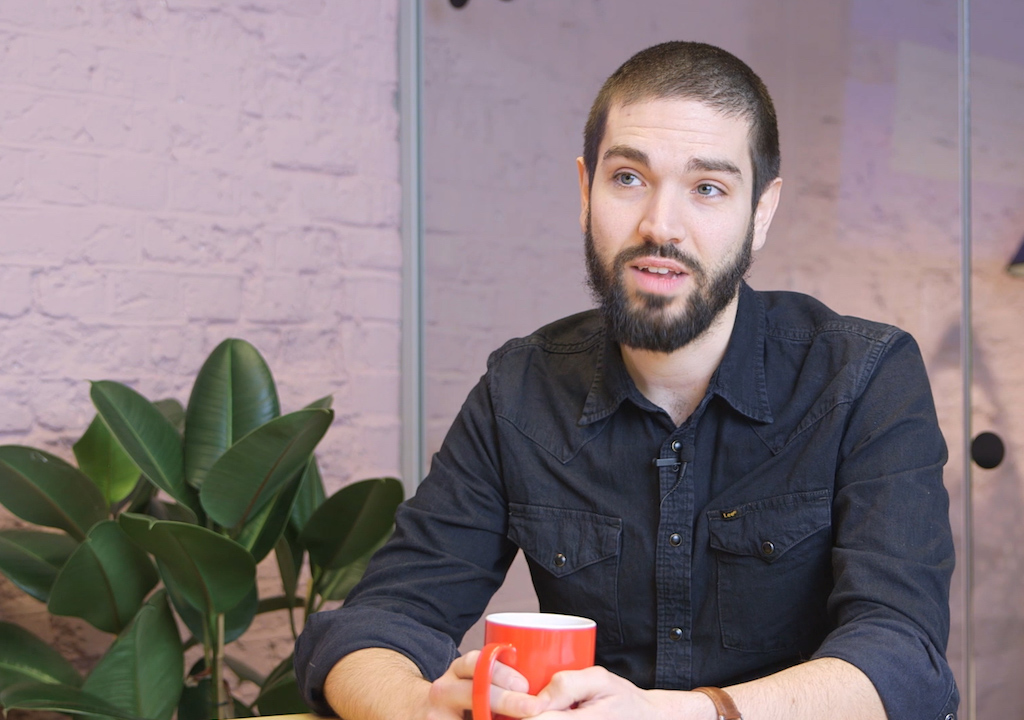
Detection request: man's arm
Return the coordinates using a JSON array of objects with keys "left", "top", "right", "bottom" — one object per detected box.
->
[
  {"left": 323, "top": 649, "right": 431, "bottom": 720},
  {"left": 294, "top": 374, "right": 518, "bottom": 714},
  {"left": 529, "top": 657, "right": 883, "bottom": 720},
  {"left": 323, "top": 648, "right": 543, "bottom": 720},
  {"left": 722, "top": 657, "right": 884, "bottom": 720},
  {"left": 321, "top": 648, "right": 884, "bottom": 720}
]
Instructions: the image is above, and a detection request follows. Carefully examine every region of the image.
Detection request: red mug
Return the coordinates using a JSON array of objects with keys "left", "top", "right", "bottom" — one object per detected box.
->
[{"left": 472, "top": 612, "right": 596, "bottom": 720}]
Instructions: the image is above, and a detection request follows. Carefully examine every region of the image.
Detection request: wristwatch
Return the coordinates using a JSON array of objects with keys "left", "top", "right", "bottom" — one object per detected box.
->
[{"left": 693, "top": 686, "right": 742, "bottom": 720}]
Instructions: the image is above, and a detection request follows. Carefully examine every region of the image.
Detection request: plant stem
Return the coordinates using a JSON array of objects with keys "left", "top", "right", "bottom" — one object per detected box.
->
[
  {"left": 304, "top": 565, "right": 322, "bottom": 625},
  {"left": 288, "top": 596, "right": 299, "bottom": 640},
  {"left": 211, "top": 613, "right": 232, "bottom": 719}
]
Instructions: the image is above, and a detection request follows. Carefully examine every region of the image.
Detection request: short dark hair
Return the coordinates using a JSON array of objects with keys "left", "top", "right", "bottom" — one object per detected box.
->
[{"left": 583, "top": 41, "right": 780, "bottom": 210}]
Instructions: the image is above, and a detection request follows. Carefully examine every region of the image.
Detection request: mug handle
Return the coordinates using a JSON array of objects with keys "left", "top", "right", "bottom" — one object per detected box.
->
[{"left": 472, "top": 642, "right": 517, "bottom": 720}]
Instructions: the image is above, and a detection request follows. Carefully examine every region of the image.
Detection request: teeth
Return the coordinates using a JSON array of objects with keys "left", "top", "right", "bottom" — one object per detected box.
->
[{"left": 641, "top": 266, "right": 674, "bottom": 275}]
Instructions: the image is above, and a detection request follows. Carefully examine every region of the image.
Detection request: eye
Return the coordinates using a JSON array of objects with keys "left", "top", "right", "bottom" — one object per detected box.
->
[
  {"left": 695, "top": 183, "right": 723, "bottom": 197},
  {"left": 613, "top": 172, "right": 642, "bottom": 187}
]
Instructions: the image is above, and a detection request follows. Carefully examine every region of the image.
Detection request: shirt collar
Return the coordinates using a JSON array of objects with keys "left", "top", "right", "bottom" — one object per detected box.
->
[
  {"left": 578, "top": 282, "right": 773, "bottom": 426},
  {"left": 712, "top": 282, "right": 774, "bottom": 423},
  {"left": 579, "top": 325, "right": 639, "bottom": 425}
]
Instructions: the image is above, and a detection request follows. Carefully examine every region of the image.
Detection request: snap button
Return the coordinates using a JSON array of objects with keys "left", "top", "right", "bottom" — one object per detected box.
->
[
  {"left": 553, "top": 553, "right": 567, "bottom": 568},
  {"left": 669, "top": 533, "right": 682, "bottom": 547},
  {"left": 761, "top": 541, "right": 775, "bottom": 556},
  {"left": 671, "top": 440, "right": 682, "bottom": 451},
  {"left": 669, "top": 627, "right": 683, "bottom": 641},
  {"left": 944, "top": 714, "right": 954, "bottom": 720}
]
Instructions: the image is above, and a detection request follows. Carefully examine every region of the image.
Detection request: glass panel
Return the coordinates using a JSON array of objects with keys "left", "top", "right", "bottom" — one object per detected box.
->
[
  {"left": 969, "top": 0, "right": 1024, "bottom": 713},
  {"left": 421, "top": 0, "right": 965, "bottom": 685}
]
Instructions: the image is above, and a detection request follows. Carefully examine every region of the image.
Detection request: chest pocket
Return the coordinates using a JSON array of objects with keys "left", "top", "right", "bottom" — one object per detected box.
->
[
  {"left": 508, "top": 503, "right": 623, "bottom": 646},
  {"left": 707, "top": 489, "right": 832, "bottom": 654}
]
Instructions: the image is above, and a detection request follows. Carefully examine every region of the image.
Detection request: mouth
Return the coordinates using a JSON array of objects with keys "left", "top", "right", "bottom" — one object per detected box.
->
[
  {"left": 627, "top": 258, "right": 689, "bottom": 294},
  {"left": 630, "top": 257, "right": 688, "bottom": 276},
  {"left": 636, "top": 265, "right": 684, "bottom": 276}
]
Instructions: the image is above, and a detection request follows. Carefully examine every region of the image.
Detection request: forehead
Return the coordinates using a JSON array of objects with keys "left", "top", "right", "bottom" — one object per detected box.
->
[{"left": 600, "top": 97, "right": 753, "bottom": 176}]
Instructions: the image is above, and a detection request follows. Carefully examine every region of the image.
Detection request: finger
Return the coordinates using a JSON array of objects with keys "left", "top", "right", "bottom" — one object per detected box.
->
[
  {"left": 456, "top": 651, "right": 530, "bottom": 693},
  {"left": 489, "top": 686, "right": 549, "bottom": 719},
  {"left": 438, "top": 653, "right": 534, "bottom": 718},
  {"left": 534, "top": 667, "right": 609, "bottom": 711},
  {"left": 490, "top": 661, "right": 530, "bottom": 693},
  {"left": 448, "top": 651, "right": 480, "bottom": 679},
  {"left": 427, "top": 670, "right": 472, "bottom": 715}
]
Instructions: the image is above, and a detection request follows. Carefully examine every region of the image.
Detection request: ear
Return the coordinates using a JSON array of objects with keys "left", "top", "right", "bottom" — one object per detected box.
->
[
  {"left": 751, "top": 177, "right": 783, "bottom": 252},
  {"left": 576, "top": 157, "right": 590, "bottom": 234}
]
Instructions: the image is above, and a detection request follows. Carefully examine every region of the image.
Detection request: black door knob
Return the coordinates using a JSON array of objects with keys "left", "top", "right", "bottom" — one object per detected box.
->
[{"left": 971, "top": 431, "right": 1005, "bottom": 469}]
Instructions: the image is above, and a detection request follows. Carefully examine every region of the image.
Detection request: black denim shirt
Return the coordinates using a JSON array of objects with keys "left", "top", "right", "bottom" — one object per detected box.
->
[{"left": 296, "top": 283, "right": 958, "bottom": 719}]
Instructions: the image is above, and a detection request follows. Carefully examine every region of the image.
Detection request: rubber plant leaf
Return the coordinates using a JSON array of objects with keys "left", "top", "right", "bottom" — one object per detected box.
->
[
  {"left": 289, "top": 457, "right": 326, "bottom": 539},
  {"left": 184, "top": 338, "right": 280, "bottom": 489},
  {"left": 318, "top": 532, "right": 390, "bottom": 602},
  {"left": 117, "top": 513, "right": 256, "bottom": 616},
  {"left": 90, "top": 381, "right": 197, "bottom": 514},
  {"left": 176, "top": 658, "right": 213, "bottom": 720},
  {"left": 273, "top": 531, "right": 301, "bottom": 611},
  {"left": 254, "top": 655, "right": 310, "bottom": 716},
  {"left": 199, "top": 408, "right": 333, "bottom": 530},
  {"left": 0, "top": 530, "right": 79, "bottom": 603},
  {"left": 0, "top": 446, "right": 108, "bottom": 541},
  {"left": 0, "top": 621, "right": 82, "bottom": 689},
  {"left": 287, "top": 398, "right": 330, "bottom": 534},
  {"left": 0, "top": 682, "right": 143, "bottom": 720},
  {"left": 163, "top": 573, "right": 258, "bottom": 646},
  {"left": 73, "top": 414, "right": 141, "bottom": 506},
  {"left": 233, "top": 464, "right": 305, "bottom": 564},
  {"left": 82, "top": 590, "right": 183, "bottom": 720},
  {"left": 176, "top": 659, "right": 249, "bottom": 720},
  {"left": 48, "top": 520, "right": 159, "bottom": 635},
  {"left": 223, "top": 654, "right": 264, "bottom": 686},
  {"left": 300, "top": 477, "right": 404, "bottom": 571},
  {"left": 153, "top": 398, "right": 185, "bottom": 435}
]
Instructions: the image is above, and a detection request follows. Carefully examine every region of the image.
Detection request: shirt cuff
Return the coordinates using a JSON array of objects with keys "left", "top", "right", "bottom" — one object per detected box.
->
[
  {"left": 294, "top": 605, "right": 461, "bottom": 716},
  {"left": 811, "top": 621, "right": 958, "bottom": 720}
]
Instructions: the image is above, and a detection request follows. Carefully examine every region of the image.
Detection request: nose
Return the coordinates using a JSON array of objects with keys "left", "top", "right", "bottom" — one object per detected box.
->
[{"left": 637, "top": 184, "right": 687, "bottom": 245}]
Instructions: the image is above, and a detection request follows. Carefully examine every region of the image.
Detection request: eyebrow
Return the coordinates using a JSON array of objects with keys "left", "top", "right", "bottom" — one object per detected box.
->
[
  {"left": 603, "top": 144, "right": 649, "bottom": 166},
  {"left": 602, "top": 145, "right": 743, "bottom": 179},
  {"left": 685, "top": 157, "right": 743, "bottom": 177}
]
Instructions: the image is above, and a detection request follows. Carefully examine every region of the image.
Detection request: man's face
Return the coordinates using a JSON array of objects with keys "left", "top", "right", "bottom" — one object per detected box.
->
[{"left": 578, "top": 98, "right": 781, "bottom": 353}]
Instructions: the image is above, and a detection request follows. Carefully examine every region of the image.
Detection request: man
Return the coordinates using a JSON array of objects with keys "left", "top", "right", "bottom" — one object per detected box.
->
[{"left": 296, "top": 41, "right": 958, "bottom": 719}]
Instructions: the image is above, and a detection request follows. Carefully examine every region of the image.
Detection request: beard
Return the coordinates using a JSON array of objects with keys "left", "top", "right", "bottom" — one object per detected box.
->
[{"left": 584, "top": 213, "right": 754, "bottom": 353}]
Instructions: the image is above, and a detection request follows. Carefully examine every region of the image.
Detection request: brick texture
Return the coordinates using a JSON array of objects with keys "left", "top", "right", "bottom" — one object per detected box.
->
[{"left": 0, "top": 0, "right": 401, "bottom": 693}]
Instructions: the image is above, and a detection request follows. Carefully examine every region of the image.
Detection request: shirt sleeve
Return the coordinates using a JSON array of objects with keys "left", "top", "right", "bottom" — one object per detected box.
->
[
  {"left": 810, "top": 330, "right": 959, "bottom": 719},
  {"left": 294, "top": 372, "right": 518, "bottom": 716}
]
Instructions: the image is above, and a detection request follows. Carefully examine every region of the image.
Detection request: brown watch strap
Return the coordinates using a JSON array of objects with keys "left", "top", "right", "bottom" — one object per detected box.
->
[{"left": 693, "top": 686, "right": 742, "bottom": 720}]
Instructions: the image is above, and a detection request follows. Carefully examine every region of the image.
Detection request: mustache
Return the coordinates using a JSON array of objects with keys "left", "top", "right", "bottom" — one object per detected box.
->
[{"left": 613, "top": 241, "right": 706, "bottom": 279}]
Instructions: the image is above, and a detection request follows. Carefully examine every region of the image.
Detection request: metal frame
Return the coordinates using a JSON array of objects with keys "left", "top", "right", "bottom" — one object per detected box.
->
[
  {"left": 399, "top": 0, "right": 425, "bottom": 497},
  {"left": 958, "top": 0, "right": 974, "bottom": 716}
]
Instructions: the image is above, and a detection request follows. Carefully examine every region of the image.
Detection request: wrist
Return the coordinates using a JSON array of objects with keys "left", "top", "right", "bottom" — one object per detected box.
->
[
  {"left": 647, "top": 689, "right": 719, "bottom": 720},
  {"left": 692, "top": 687, "right": 742, "bottom": 720}
]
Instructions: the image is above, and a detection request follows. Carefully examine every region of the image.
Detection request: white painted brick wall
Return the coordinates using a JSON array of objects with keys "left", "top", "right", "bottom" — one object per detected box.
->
[
  {"left": 0, "top": 0, "right": 401, "bottom": 480},
  {"left": 0, "top": 0, "right": 402, "bottom": 682}
]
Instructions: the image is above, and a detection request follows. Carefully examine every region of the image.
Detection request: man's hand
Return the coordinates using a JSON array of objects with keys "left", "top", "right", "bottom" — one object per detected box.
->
[
  {"left": 525, "top": 666, "right": 715, "bottom": 720},
  {"left": 323, "top": 647, "right": 547, "bottom": 720},
  {"left": 522, "top": 658, "right": 886, "bottom": 720},
  {"left": 428, "top": 650, "right": 546, "bottom": 719}
]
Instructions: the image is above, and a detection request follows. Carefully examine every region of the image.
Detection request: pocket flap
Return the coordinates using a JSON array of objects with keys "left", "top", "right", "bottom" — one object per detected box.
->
[
  {"left": 508, "top": 504, "right": 621, "bottom": 578},
  {"left": 707, "top": 490, "right": 830, "bottom": 564}
]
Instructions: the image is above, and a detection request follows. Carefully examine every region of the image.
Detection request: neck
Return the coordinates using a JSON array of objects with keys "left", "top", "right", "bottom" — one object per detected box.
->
[{"left": 620, "top": 296, "right": 739, "bottom": 426}]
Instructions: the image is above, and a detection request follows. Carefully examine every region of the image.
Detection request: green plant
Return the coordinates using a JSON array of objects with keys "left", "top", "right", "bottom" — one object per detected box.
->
[{"left": 0, "top": 338, "right": 403, "bottom": 720}]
